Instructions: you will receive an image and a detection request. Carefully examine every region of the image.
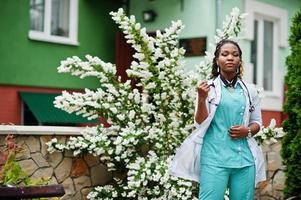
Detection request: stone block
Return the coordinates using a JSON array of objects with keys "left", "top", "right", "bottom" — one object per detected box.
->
[
  {"left": 84, "top": 154, "right": 100, "bottom": 167},
  {"left": 25, "top": 136, "right": 40, "bottom": 153},
  {"left": 46, "top": 152, "right": 63, "bottom": 168},
  {"left": 56, "top": 136, "right": 67, "bottom": 144},
  {"left": 71, "top": 158, "right": 89, "bottom": 177},
  {"left": 74, "top": 176, "right": 91, "bottom": 192},
  {"left": 18, "top": 159, "right": 38, "bottom": 176},
  {"left": 40, "top": 136, "right": 52, "bottom": 156},
  {"left": 267, "top": 151, "right": 283, "bottom": 171},
  {"left": 271, "top": 142, "right": 282, "bottom": 152},
  {"left": 257, "top": 196, "right": 276, "bottom": 200},
  {"left": 273, "top": 170, "right": 285, "bottom": 191},
  {"left": 64, "top": 150, "right": 74, "bottom": 158},
  {"left": 15, "top": 136, "right": 26, "bottom": 147},
  {"left": 261, "top": 143, "right": 270, "bottom": 153},
  {"left": 31, "top": 167, "right": 53, "bottom": 180},
  {"left": 31, "top": 152, "right": 49, "bottom": 167},
  {"left": 0, "top": 136, "right": 6, "bottom": 146},
  {"left": 266, "top": 170, "right": 274, "bottom": 180},
  {"left": 61, "top": 177, "right": 75, "bottom": 200},
  {"left": 258, "top": 179, "right": 272, "bottom": 196},
  {"left": 54, "top": 158, "right": 72, "bottom": 183},
  {"left": 15, "top": 144, "right": 31, "bottom": 160},
  {"left": 90, "top": 163, "right": 112, "bottom": 186},
  {"left": 81, "top": 187, "right": 92, "bottom": 200},
  {"left": 48, "top": 176, "right": 58, "bottom": 185},
  {"left": 272, "top": 190, "right": 284, "bottom": 200},
  {"left": 72, "top": 192, "right": 82, "bottom": 200}
]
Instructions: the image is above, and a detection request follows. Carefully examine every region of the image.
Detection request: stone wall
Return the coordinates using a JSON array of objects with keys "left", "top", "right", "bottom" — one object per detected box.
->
[
  {"left": 0, "top": 134, "right": 286, "bottom": 200},
  {"left": 255, "top": 142, "right": 286, "bottom": 200},
  {"left": 0, "top": 135, "right": 112, "bottom": 200}
]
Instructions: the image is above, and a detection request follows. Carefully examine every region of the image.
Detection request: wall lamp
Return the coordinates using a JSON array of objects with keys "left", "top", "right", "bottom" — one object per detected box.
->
[{"left": 142, "top": 10, "right": 157, "bottom": 22}]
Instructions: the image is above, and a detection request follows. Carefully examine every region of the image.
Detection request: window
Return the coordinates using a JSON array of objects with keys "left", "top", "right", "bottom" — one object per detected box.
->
[
  {"left": 251, "top": 17, "right": 276, "bottom": 92},
  {"left": 29, "top": 0, "right": 78, "bottom": 45},
  {"left": 20, "top": 92, "right": 95, "bottom": 126},
  {"left": 245, "top": 0, "right": 288, "bottom": 111},
  {"left": 22, "top": 102, "right": 76, "bottom": 126},
  {"left": 22, "top": 102, "right": 39, "bottom": 125}
]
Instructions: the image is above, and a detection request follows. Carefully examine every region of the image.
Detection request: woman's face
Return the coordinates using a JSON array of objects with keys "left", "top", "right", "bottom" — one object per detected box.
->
[{"left": 216, "top": 43, "right": 241, "bottom": 75}]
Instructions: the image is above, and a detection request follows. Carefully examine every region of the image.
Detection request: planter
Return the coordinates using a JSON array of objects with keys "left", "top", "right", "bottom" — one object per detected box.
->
[{"left": 0, "top": 184, "right": 65, "bottom": 200}]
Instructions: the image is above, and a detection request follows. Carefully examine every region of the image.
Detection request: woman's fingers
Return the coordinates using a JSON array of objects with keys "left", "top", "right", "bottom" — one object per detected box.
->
[
  {"left": 198, "top": 83, "right": 210, "bottom": 91},
  {"left": 199, "top": 81, "right": 209, "bottom": 87},
  {"left": 198, "top": 81, "right": 210, "bottom": 98},
  {"left": 228, "top": 126, "right": 247, "bottom": 139}
]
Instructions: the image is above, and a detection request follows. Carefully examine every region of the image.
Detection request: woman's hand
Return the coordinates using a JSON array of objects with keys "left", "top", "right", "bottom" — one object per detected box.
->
[
  {"left": 228, "top": 125, "right": 248, "bottom": 139},
  {"left": 197, "top": 81, "right": 210, "bottom": 101},
  {"left": 195, "top": 81, "right": 210, "bottom": 124}
]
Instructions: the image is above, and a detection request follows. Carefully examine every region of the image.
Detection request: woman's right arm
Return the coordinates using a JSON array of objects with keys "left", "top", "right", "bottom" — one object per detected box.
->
[{"left": 194, "top": 81, "right": 210, "bottom": 124}]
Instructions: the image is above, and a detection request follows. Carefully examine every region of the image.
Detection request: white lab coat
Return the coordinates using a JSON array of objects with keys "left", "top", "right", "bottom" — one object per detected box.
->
[{"left": 169, "top": 76, "right": 266, "bottom": 186}]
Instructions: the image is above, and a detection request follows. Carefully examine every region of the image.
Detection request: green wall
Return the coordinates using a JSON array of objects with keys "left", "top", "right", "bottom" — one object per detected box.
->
[
  {"left": 130, "top": 0, "right": 216, "bottom": 71},
  {"left": 0, "top": 0, "right": 120, "bottom": 89},
  {"left": 129, "top": 0, "right": 301, "bottom": 72}
]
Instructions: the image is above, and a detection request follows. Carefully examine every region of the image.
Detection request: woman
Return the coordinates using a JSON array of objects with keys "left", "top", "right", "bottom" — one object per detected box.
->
[{"left": 169, "top": 39, "right": 266, "bottom": 199}]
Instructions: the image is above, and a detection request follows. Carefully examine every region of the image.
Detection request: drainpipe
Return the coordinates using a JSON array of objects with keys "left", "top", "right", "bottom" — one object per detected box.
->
[{"left": 216, "top": 0, "right": 222, "bottom": 31}]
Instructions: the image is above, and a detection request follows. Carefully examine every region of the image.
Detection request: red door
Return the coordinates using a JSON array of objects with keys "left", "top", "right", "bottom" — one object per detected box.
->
[{"left": 115, "top": 32, "right": 135, "bottom": 83}]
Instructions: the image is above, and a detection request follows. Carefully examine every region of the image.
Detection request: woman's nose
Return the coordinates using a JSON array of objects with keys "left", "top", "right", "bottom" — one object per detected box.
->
[{"left": 226, "top": 55, "right": 234, "bottom": 60}]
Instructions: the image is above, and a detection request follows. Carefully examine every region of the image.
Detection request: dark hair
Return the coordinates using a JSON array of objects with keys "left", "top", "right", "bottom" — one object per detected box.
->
[{"left": 211, "top": 39, "right": 243, "bottom": 78}]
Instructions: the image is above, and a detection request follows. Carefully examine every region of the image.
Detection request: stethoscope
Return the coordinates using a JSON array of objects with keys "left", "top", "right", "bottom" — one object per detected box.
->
[{"left": 207, "top": 79, "right": 255, "bottom": 113}]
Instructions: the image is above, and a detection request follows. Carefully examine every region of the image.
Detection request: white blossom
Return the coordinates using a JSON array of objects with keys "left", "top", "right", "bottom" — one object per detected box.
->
[{"left": 47, "top": 7, "right": 278, "bottom": 200}]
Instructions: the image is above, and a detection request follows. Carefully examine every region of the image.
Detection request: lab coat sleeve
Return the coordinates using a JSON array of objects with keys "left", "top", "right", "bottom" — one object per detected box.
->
[
  {"left": 249, "top": 86, "right": 262, "bottom": 127},
  {"left": 194, "top": 92, "right": 210, "bottom": 129}
]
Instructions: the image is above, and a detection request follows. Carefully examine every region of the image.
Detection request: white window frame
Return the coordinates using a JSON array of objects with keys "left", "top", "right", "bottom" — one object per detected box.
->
[
  {"left": 244, "top": 0, "right": 288, "bottom": 111},
  {"left": 28, "top": 0, "right": 79, "bottom": 46},
  {"left": 253, "top": 15, "right": 278, "bottom": 96}
]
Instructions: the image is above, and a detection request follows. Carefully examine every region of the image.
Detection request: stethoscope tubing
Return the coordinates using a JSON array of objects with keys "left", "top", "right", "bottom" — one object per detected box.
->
[{"left": 207, "top": 80, "right": 255, "bottom": 113}]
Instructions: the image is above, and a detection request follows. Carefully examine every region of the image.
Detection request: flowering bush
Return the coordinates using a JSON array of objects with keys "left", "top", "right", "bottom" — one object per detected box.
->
[
  {"left": 46, "top": 7, "right": 252, "bottom": 199},
  {"left": 254, "top": 119, "right": 286, "bottom": 145}
]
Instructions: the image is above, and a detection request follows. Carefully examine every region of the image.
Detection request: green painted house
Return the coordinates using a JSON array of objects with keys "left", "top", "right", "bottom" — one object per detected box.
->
[
  {"left": 0, "top": 0, "right": 300, "bottom": 126},
  {"left": 129, "top": 0, "right": 301, "bottom": 126},
  {"left": 0, "top": 0, "right": 121, "bottom": 125}
]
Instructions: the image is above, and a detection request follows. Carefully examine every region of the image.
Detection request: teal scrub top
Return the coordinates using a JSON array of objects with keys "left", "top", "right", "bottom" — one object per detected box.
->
[{"left": 201, "top": 82, "right": 254, "bottom": 168}]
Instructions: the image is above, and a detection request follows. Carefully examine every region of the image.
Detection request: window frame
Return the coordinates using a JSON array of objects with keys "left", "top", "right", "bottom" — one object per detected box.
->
[
  {"left": 244, "top": 0, "right": 288, "bottom": 111},
  {"left": 28, "top": 0, "right": 79, "bottom": 46},
  {"left": 253, "top": 15, "right": 279, "bottom": 96}
]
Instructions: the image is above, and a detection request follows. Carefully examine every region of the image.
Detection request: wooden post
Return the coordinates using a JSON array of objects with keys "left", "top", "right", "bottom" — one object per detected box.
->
[{"left": 0, "top": 185, "right": 65, "bottom": 199}]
